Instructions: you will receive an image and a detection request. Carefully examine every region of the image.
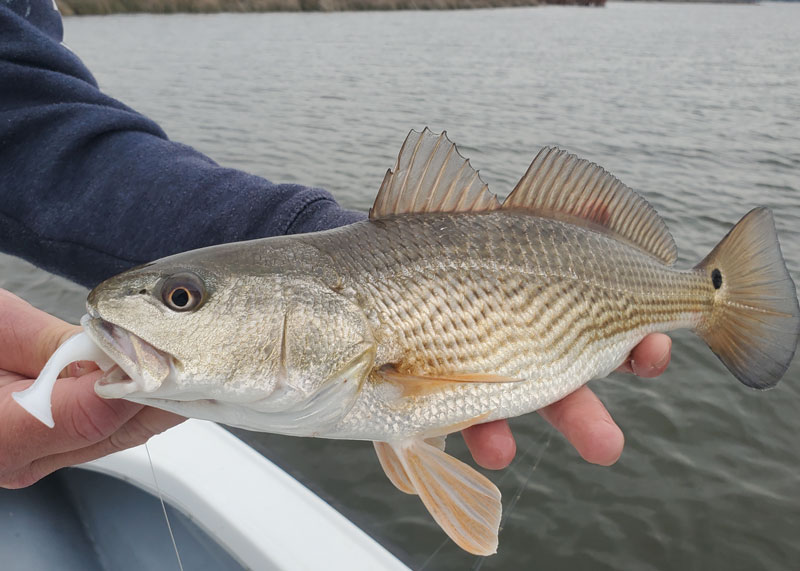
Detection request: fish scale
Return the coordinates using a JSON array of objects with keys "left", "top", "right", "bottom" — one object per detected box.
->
[{"left": 298, "top": 211, "right": 708, "bottom": 441}]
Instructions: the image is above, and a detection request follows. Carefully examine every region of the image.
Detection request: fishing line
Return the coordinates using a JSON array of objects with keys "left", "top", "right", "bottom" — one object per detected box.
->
[
  {"left": 418, "top": 534, "right": 451, "bottom": 570},
  {"left": 419, "top": 428, "right": 553, "bottom": 571},
  {"left": 498, "top": 429, "right": 553, "bottom": 529},
  {"left": 470, "top": 429, "right": 553, "bottom": 571},
  {"left": 145, "top": 442, "right": 185, "bottom": 571}
]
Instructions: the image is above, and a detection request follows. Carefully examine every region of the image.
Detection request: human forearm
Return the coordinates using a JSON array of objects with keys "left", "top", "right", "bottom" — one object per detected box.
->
[{"left": 0, "top": 4, "right": 364, "bottom": 288}]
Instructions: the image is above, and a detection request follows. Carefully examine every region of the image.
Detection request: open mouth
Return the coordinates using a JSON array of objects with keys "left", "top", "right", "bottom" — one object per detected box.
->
[{"left": 81, "top": 315, "right": 173, "bottom": 398}]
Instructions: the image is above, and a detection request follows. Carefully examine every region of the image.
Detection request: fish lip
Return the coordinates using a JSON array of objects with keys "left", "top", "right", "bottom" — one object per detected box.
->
[{"left": 81, "top": 315, "right": 174, "bottom": 396}]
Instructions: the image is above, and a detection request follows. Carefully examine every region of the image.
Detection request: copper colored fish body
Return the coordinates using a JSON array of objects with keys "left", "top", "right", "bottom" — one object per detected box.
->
[{"left": 82, "top": 129, "right": 800, "bottom": 555}]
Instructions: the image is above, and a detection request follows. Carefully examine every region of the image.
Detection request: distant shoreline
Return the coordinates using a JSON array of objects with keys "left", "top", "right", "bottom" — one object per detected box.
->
[
  {"left": 56, "top": 0, "right": 764, "bottom": 15},
  {"left": 56, "top": 0, "right": 603, "bottom": 16}
]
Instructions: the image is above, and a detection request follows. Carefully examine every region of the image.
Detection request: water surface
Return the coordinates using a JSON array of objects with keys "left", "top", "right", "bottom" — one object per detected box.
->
[{"left": 2, "top": 4, "right": 799, "bottom": 569}]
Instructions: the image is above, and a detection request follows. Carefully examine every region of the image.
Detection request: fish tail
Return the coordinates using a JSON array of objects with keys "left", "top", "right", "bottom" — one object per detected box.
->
[{"left": 694, "top": 207, "right": 800, "bottom": 389}]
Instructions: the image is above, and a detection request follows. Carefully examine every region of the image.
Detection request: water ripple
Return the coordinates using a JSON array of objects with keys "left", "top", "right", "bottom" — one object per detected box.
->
[{"left": 2, "top": 5, "right": 799, "bottom": 570}]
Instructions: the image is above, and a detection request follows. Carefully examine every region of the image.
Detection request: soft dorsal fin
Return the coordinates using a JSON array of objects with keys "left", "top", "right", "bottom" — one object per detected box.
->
[
  {"left": 505, "top": 146, "right": 678, "bottom": 265},
  {"left": 370, "top": 128, "right": 501, "bottom": 219}
]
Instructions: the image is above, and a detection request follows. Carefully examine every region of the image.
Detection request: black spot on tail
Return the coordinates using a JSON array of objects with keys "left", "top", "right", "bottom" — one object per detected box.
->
[{"left": 712, "top": 268, "right": 722, "bottom": 289}]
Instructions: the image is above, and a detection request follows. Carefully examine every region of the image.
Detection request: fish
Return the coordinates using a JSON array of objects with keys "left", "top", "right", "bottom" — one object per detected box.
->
[{"left": 20, "top": 129, "right": 800, "bottom": 555}]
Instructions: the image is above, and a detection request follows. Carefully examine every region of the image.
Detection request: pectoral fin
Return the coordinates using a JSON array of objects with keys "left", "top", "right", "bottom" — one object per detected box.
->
[
  {"left": 384, "top": 439, "right": 501, "bottom": 556},
  {"left": 378, "top": 365, "right": 521, "bottom": 398}
]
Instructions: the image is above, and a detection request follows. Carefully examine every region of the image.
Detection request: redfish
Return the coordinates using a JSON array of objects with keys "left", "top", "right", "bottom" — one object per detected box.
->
[{"left": 16, "top": 129, "right": 800, "bottom": 555}]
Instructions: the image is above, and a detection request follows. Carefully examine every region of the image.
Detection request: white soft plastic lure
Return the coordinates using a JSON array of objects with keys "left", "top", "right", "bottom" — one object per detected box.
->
[{"left": 12, "top": 325, "right": 113, "bottom": 428}]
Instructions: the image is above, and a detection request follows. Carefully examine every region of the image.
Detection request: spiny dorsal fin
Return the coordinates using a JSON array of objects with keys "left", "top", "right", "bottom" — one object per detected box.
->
[
  {"left": 370, "top": 128, "right": 501, "bottom": 219},
  {"left": 390, "top": 439, "right": 501, "bottom": 555},
  {"left": 505, "top": 147, "right": 678, "bottom": 265}
]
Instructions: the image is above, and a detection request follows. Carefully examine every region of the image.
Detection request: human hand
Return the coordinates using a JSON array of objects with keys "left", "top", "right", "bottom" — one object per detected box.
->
[
  {"left": 462, "top": 333, "right": 672, "bottom": 469},
  {"left": 0, "top": 289, "right": 184, "bottom": 489}
]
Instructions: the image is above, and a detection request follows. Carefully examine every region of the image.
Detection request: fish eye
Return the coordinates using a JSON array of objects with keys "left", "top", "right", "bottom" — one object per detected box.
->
[{"left": 160, "top": 272, "right": 206, "bottom": 312}]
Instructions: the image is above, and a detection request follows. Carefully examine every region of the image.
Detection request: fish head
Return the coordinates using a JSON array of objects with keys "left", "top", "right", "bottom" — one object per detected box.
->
[{"left": 84, "top": 240, "right": 376, "bottom": 434}]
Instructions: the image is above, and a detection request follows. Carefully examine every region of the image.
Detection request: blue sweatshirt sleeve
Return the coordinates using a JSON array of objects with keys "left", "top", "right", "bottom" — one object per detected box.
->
[{"left": 0, "top": 2, "right": 366, "bottom": 289}]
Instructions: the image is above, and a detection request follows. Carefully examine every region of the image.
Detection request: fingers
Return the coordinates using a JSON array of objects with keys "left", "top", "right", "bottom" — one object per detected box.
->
[
  {"left": 0, "top": 370, "right": 27, "bottom": 388},
  {"left": 464, "top": 391, "right": 623, "bottom": 469},
  {"left": 25, "top": 408, "right": 185, "bottom": 485},
  {"left": 51, "top": 371, "right": 146, "bottom": 445},
  {"left": 0, "top": 290, "right": 185, "bottom": 487},
  {"left": 465, "top": 387, "right": 624, "bottom": 469},
  {"left": 0, "top": 371, "right": 143, "bottom": 464},
  {"left": 538, "top": 385, "right": 624, "bottom": 466},
  {"left": 103, "top": 407, "right": 185, "bottom": 455},
  {"left": 1, "top": 365, "right": 184, "bottom": 488},
  {"left": 616, "top": 333, "right": 671, "bottom": 377},
  {"left": 64, "top": 360, "right": 100, "bottom": 379},
  {"left": 0, "top": 289, "right": 81, "bottom": 378},
  {"left": 462, "top": 419, "right": 516, "bottom": 470},
  {"left": 463, "top": 334, "right": 670, "bottom": 469}
]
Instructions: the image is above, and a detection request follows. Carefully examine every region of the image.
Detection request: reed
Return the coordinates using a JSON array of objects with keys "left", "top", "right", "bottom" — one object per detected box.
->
[{"left": 56, "top": 0, "right": 605, "bottom": 16}]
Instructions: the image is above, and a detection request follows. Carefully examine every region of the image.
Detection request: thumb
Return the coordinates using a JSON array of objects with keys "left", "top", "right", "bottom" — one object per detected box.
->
[{"left": 0, "top": 289, "right": 82, "bottom": 378}]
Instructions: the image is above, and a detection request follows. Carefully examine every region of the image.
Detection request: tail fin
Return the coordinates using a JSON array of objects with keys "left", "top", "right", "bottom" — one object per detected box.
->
[{"left": 695, "top": 208, "right": 800, "bottom": 389}]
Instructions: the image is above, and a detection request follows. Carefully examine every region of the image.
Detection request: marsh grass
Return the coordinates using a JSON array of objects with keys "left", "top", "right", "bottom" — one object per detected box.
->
[{"left": 56, "top": 0, "right": 603, "bottom": 16}]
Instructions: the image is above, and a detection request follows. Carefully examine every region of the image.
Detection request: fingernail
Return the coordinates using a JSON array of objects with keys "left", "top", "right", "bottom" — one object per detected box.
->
[
  {"left": 632, "top": 348, "right": 670, "bottom": 378},
  {"left": 68, "top": 362, "right": 89, "bottom": 377},
  {"left": 654, "top": 348, "right": 670, "bottom": 370},
  {"left": 631, "top": 358, "right": 657, "bottom": 378}
]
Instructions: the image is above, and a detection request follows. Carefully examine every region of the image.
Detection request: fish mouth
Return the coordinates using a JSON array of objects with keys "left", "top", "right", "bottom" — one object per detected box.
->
[{"left": 81, "top": 315, "right": 174, "bottom": 398}]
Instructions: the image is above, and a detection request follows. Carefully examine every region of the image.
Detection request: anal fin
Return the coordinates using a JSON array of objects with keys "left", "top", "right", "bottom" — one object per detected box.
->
[{"left": 388, "top": 439, "right": 501, "bottom": 556}]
